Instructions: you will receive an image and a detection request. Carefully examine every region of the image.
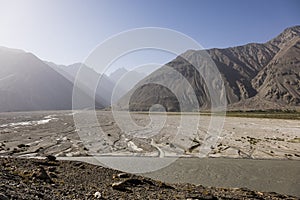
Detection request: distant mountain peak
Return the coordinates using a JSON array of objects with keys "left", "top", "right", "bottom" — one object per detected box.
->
[{"left": 283, "top": 25, "right": 300, "bottom": 33}]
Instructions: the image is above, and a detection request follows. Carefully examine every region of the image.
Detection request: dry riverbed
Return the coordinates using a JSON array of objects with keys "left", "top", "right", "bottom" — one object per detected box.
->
[{"left": 0, "top": 111, "right": 299, "bottom": 160}]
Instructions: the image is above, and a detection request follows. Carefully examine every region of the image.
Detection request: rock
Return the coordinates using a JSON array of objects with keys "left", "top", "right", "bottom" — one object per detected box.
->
[
  {"left": 49, "top": 172, "right": 58, "bottom": 178},
  {"left": 257, "top": 191, "right": 264, "bottom": 196},
  {"left": 73, "top": 162, "right": 81, "bottom": 166},
  {"left": 113, "top": 173, "right": 131, "bottom": 179},
  {"left": 17, "top": 144, "right": 26, "bottom": 148},
  {"left": 48, "top": 167, "right": 56, "bottom": 172},
  {"left": 112, "top": 178, "right": 148, "bottom": 192},
  {"left": 112, "top": 181, "right": 128, "bottom": 191},
  {"left": 46, "top": 155, "right": 56, "bottom": 162},
  {"left": 33, "top": 167, "right": 53, "bottom": 183},
  {"left": 94, "top": 191, "right": 101, "bottom": 198},
  {"left": 158, "top": 182, "right": 175, "bottom": 189}
]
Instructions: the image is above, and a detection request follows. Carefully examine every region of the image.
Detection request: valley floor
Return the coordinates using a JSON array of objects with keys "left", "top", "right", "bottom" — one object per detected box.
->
[
  {"left": 0, "top": 110, "right": 299, "bottom": 198},
  {"left": 0, "top": 110, "right": 299, "bottom": 160}
]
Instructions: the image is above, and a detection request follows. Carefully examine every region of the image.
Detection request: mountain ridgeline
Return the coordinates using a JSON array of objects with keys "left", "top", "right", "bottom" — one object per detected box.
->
[
  {"left": 0, "top": 47, "right": 75, "bottom": 112},
  {"left": 0, "top": 47, "right": 147, "bottom": 112},
  {"left": 119, "top": 26, "right": 300, "bottom": 111},
  {"left": 0, "top": 26, "right": 299, "bottom": 112}
]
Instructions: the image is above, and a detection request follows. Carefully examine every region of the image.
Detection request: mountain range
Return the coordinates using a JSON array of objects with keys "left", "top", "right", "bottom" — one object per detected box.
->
[
  {"left": 0, "top": 48, "right": 146, "bottom": 112},
  {"left": 0, "top": 26, "right": 299, "bottom": 112},
  {"left": 119, "top": 26, "right": 300, "bottom": 111}
]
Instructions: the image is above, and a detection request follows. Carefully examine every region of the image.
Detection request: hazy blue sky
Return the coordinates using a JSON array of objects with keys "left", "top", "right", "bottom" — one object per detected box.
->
[{"left": 0, "top": 0, "right": 299, "bottom": 71}]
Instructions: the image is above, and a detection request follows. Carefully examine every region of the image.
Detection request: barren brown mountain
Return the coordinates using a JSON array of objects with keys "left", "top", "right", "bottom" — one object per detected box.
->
[{"left": 120, "top": 26, "right": 300, "bottom": 111}]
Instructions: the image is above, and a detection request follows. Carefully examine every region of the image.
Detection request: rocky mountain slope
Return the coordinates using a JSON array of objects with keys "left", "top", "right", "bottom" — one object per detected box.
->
[
  {"left": 120, "top": 26, "right": 300, "bottom": 111},
  {"left": 252, "top": 38, "right": 300, "bottom": 105}
]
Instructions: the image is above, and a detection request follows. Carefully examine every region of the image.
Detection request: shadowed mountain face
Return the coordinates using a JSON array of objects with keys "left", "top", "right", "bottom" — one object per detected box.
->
[
  {"left": 0, "top": 48, "right": 104, "bottom": 112},
  {"left": 0, "top": 47, "right": 75, "bottom": 112},
  {"left": 129, "top": 83, "right": 181, "bottom": 112},
  {"left": 121, "top": 57, "right": 212, "bottom": 112},
  {"left": 120, "top": 26, "right": 300, "bottom": 111}
]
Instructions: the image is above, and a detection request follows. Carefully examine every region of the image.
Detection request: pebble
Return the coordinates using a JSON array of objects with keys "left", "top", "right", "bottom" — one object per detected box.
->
[
  {"left": 32, "top": 167, "right": 53, "bottom": 183},
  {"left": 94, "top": 191, "right": 101, "bottom": 198},
  {"left": 113, "top": 173, "right": 131, "bottom": 179},
  {"left": 46, "top": 155, "right": 56, "bottom": 162}
]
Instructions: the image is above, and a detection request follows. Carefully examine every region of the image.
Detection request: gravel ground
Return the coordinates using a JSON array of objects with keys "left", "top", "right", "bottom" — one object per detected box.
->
[{"left": 0, "top": 157, "right": 298, "bottom": 200}]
